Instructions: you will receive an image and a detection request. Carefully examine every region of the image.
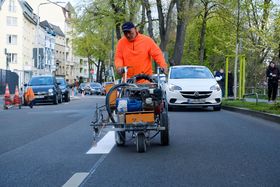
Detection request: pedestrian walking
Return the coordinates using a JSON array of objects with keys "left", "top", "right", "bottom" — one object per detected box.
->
[
  {"left": 214, "top": 68, "right": 225, "bottom": 97},
  {"left": 228, "top": 70, "right": 234, "bottom": 97},
  {"left": 266, "top": 61, "right": 280, "bottom": 103}
]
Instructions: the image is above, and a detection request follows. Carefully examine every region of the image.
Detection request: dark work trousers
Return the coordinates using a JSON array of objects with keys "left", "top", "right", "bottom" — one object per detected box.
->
[
  {"left": 29, "top": 100, "right": 35, "bottom": 108},
  {"left": 268, "top": 81, "right": 278, "bottom": 101}
]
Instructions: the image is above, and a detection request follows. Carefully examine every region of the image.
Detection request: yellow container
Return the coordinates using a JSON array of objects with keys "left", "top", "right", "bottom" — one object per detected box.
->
[
  {"left": 105, "top": 83, "right": 117, "bottom": 106},
  {"left": 125, "top": 111, "right": 154, "bottom": 124}
]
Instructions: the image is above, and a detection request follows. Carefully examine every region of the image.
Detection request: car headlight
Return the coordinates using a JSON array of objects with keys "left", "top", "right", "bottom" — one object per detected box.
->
[
  {"left": 48, "top": 88, "right": 54, "bottom": 96},
  {"left": 210, "top": 84, "right": 221, "bottom": 91},
  {"left": 168, "top": 84, "right": 182, "bottom": 92}
]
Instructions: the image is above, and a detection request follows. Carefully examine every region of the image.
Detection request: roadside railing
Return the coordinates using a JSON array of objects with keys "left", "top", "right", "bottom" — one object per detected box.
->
[
  {"left": 245, "top": 86, "right": 280, "bottom": 97},
  {"left": 243, "top": 93, "right": 259, "bottom": 105}
]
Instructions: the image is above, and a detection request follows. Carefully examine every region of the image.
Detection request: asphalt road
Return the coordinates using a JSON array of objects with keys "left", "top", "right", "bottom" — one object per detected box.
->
[{"left": 0, "top": 96, "right": 280, "bottom": 187}]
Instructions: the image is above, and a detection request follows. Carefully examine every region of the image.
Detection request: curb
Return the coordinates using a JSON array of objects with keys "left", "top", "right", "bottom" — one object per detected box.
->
[{"left": 222, "top": 106, "right": 280, "bottom": 124}]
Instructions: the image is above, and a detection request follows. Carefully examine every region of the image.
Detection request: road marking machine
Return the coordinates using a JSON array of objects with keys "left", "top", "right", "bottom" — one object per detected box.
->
[{"left": 91, "top": 67, "right": 169, "bottom": 153}]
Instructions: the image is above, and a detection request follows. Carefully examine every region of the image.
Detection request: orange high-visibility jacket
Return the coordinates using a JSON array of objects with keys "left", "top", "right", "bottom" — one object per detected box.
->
[{"left": 115, "top": 33, "right": 167, "bottom": 78}]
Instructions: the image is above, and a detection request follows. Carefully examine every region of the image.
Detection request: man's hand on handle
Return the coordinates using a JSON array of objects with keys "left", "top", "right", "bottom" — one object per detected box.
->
[
  {"left": 117, "top": 67, "right": 124, "bottom": 75},
  {"left": 161, "top": 67, "right": 168, "bottom": 75}
]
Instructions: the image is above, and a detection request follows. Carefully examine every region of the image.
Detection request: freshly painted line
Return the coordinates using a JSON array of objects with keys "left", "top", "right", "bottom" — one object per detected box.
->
[
  {"left": 62, "top": 172, "right": 89, "bottom": 187},
  {"left": 86, "top": 131, "right": 115, "bottom": 154}
]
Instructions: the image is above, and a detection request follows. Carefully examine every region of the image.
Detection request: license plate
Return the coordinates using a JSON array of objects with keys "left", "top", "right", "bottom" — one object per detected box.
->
[
  {"left": 35, "top": 95, "right": 44, "bottom": 98},
  {"left": 188, "top": 99, "right": 205, "bottom": 103}
]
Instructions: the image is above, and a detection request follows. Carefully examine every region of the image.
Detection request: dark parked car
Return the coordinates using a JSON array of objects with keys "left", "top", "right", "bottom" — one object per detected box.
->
[
  {"left": 102, "top": 82, "right": 114, "bottom": 95},
  {"left": 56, "top": 77, "right": 70, "bottom": 102},
  {"left": 85, "top": 82, "right": 102, "bottom": 95},
  {"left": 25, "top": 75, "right": 63, "bottom": 105},
  {"left": 78, "top": 83, "right": 87, "bottom": 93}
]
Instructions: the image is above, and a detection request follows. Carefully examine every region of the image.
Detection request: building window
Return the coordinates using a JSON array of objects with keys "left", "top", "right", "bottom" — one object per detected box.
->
[
  {"left": 7, "top": 16, "right": 17, "bottom": 26},
  {"left": 8, "top": 0, "right": 16, "bottom": 12},
  {"left": 7, "top": 53, "right": 17, "bottom": 64},
  {"left": 7, "top": 35, "right": 17, "bottom": 45}
]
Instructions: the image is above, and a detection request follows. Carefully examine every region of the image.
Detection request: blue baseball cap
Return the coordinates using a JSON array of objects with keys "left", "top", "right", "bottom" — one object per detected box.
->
[{"left": 122, "top": 22, "right": 135, "bottom": 32}]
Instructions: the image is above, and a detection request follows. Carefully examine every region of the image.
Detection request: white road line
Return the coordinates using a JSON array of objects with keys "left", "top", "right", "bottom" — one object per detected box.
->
[
  {"left": 86, "top": 131, "right": 115, "bottom": 154},
  {"left": 62, "top": 172, "right": 89, "bottom": 187}
]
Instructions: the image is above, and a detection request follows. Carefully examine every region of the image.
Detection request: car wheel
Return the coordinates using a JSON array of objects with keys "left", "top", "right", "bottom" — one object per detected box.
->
[
  {"left": 53, "top": 95, "right": 58, "bottom": 105},
  {"left": 168, "top": 104, "right": 174, "bottom": 111},
  {"left": 213, "top": 105, "right": 221, "bottom": 111},
  {"left": 65, "top": 93, "right": 70, "bottom": 102},
  {"left": 58, "top": 94, "right": 62, "bottom": 103}
]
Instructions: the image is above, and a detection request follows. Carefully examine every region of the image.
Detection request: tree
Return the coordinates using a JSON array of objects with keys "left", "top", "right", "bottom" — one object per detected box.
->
[{"left": 198, "top": 0, "right": 220, "bottom": 64}]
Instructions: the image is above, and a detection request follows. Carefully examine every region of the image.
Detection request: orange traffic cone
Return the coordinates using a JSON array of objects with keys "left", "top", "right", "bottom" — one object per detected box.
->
[
  {"left": 13, "top": 86, "right": 21, "bottom": 109},
  {"left": 4, "top": 84, "right": 12, "bottom": 109}
]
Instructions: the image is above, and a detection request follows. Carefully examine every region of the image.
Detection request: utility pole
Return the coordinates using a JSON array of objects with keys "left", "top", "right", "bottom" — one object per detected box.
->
[{"left": 4, "top": 48, "right": 8, "bottom": 86}]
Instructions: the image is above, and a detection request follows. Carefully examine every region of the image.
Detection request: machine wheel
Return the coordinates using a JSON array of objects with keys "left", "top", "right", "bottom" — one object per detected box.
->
[
  {"left": 136, "top": 132, "right": 146, "bottom": 153},
  {"left": 115, "top": 131, "right": 126, "bottom": 146},
  {"left": 213, "top": 105, "right": 221, "bottom": 111},
  {"left": 160, "top": 111, "right": 169, "bottom": 146}
]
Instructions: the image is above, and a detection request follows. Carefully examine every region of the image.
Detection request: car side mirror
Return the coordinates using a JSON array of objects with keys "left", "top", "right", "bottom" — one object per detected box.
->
[
  {"left": 24, "top": 83, "right": 27, "bottom": 87},
  {"left": 57, "top": 82, "right": 61, "bottom": 85}
]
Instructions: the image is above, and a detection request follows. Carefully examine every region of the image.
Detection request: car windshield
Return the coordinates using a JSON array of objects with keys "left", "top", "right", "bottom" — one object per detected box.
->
[
  {"left": 170, "top": 67, "right": 213, "bottom": 79},
  {"left": 29, "top": 77, "right": 53, "bottom": 86},
  {"left": 56, "top": 78, "right": 66, "bottom": 86},
  {"left": 90, "top": 83, "right": 101, "bottom": 88}
]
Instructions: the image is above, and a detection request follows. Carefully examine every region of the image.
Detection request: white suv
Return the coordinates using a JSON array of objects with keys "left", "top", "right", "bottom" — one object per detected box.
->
[{"left": 165, "top": 65, "right": 222, "bottom": 111}]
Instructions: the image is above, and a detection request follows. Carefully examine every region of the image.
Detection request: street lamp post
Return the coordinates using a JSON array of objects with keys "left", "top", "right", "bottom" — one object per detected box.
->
[
  {"left": 36, "top": 1, "right": 65, "bottom": 74},
  {"left": 4, "top": 48, "right": 8, "bottom": 86}
]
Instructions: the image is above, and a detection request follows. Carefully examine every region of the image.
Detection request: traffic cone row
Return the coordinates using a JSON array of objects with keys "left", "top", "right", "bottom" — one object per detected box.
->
[{"left": 3, "top": 84, "right": 22, "bottom": 109}]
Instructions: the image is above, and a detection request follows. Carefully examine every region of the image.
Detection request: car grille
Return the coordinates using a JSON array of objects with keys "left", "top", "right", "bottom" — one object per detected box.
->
[{"left": 180, "top": 91, "right": 212, "bottom": 99}]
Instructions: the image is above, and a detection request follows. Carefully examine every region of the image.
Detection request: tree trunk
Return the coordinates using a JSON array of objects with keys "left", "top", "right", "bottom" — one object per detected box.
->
[
  {"left": 156, "top": 0, "right": 176, "bottom": 52},
  {"left": 143, "top": 0, "right": 155, "bottom": 40},
  {"left": 199, "top": 1, "right": 208, "bottom": 64},
  {"left": 199, "top": 16, "right": 207, "bottom": 64},
  {"left": 96, "top": 59, "right": 101, "bottom": 83},
  {"left": 111, "top": 0, "right": 126, "bottom": 40},
  {"left": 172, "top": 0, "right": 193, "bottom": 65},
  {"left": 139, "top": 3, "right": 145, "bottom": 33}
]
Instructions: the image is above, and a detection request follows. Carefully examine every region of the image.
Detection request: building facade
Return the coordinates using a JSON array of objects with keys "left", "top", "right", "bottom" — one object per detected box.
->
[
  {"left": 0, "top": 0, "right": 88, "bottom": 89},
  {"left": 0, "top": 0, "right": 37, "bottom": 86}
]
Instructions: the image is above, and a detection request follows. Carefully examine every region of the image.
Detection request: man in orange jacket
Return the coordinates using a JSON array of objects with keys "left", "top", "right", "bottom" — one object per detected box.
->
[
  {"left": 25, "top": 87, "right": 35, "bottom": 108},
  {"left": 115, "top": 22, "right": 168, "bottom": 81}
]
